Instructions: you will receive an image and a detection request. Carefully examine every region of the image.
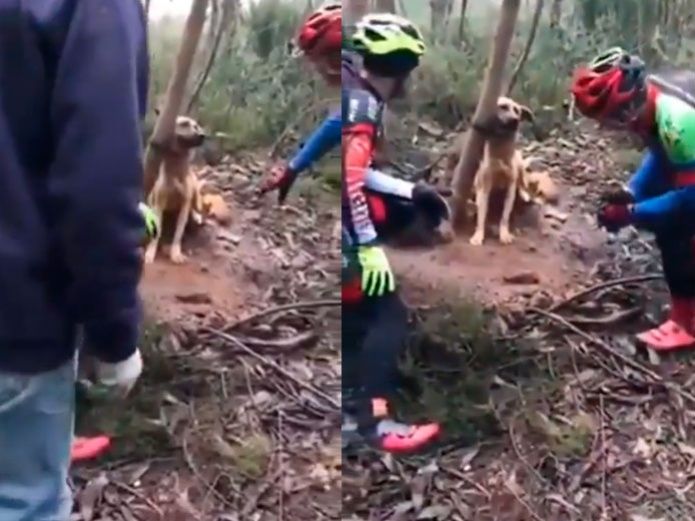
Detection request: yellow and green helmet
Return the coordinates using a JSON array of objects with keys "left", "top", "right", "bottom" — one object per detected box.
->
[{"left": 351, "top": 13, "right": 426, "bottom": 58}]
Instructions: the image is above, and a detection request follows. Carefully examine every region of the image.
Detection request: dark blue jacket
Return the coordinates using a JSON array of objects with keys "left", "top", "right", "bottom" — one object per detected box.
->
[{"left": 0, "top": 0, "right": 148, "bottom": 373}]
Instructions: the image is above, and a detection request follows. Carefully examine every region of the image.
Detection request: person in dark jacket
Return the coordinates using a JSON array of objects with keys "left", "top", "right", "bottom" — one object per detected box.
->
[{"left": 0, "top": 1, "right": 149, "bottom": 517}]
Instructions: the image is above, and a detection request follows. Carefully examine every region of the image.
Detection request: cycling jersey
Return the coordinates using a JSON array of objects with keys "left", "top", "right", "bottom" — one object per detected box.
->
[
  {"left": 342, "top": 84, "right": 385, "bottom": 245},
  {"left": 628, "top": 73, "right": 695, "bottom": 232}
]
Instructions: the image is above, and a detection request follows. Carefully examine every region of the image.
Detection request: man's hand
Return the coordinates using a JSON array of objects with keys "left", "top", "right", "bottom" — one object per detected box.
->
[
  {"left": 358, "top": 245, "right": 396, "bottom": 297},
  {"left": 598, "top": 203, "right": 633, "bottom": 232},
  {"left": 95, "top": 349, "right": 143, "bottom": 398},
  {"left": 258, "top": 161, "right": 297, "bottom": 203},
  {"left": 412, "top": 182, "right": 451, "bottom": 221}
]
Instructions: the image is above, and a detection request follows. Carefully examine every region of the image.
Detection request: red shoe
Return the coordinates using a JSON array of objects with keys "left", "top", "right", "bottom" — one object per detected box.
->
[
  {"left": 637, "top": 297, "right": 695, "bottom": 352},
  {"left": 71, "top": 435, "right": 112, "bottom": 463},
  {"left": 364, "top": 398, "right": 441, "bottom": 454},
  {"left": 377, "top": 420, "right": 441, "bottom": 453}
]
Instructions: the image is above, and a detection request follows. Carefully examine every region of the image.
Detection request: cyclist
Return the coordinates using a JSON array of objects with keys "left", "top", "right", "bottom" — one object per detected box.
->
[
  {"left": 342, "top": 13, "right": 441, "bottom": 453},
  {"left": 260, "top": 5, "right": 450, "bottom": 242},
  {"left": 571, "top": 47, "right": 695, "bottom": 351}
]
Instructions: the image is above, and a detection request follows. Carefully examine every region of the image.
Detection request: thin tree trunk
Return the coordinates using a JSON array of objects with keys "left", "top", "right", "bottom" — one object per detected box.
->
[
  {"left": 375, "top": 0, "right": 396, "bottom": 11},
  {"left": 458, "top": 0, "right": 469, "bottom": 43},
  {"left": 430, "top": 0, "right": 447, "bottom": 41},
  {"left": 451, "top": 0, "right": 522, "bottom": 231},
  {"left": 302, "top": 0, "right": 314, "bottom": 19},
  {"left": 345, "top": 0, "right": 370, "bottom": 27},
  {"left": 397, "top": 0, "right": 407, "bottom": 16},
  {"left": 187, "top": 0, "right": 237, "bottom": 113},
  {"left": 206, "top": 0, "right": 220, "bottom": 50},
  {"left": 550, "top": 0, "right": 562, "bottom": 28},
  {"left": 143, "top": 0, "right": 210, "bottom": 197},
  {"left": 507, "top": 0, "right": 544, "bottom": 94}
]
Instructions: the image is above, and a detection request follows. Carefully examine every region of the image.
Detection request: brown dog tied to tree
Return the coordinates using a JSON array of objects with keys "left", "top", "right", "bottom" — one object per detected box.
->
[
  {"left": 469, "top": 96, "right": 534, "bottom": 245},
  {"left": 144, "top": 115, "right": 206, "bottom": 264}
]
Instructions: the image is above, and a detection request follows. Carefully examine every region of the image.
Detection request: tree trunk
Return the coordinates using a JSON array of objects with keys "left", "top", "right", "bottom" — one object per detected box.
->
[
  {"left": 507, "top": 0, "right": 544, "bottom": 94},
  {"left": 430, "top": 0, "right": 448, "bottom": 39},
  {"left": 375, "top": 0, "right": 396, "bottom": 12},
  {"left": 206, "top": 0, "right": 220, "bottom": 50},
  {"left": 397, "top": 0, "right": 408, "bottom": 16},
  {"left": 187, "top": 0, "right": 237, "bottom": 113},
  {"left": 458, "top": 0, "right": 469, "bottom": 43},
  {"left": 345, "top": 0, "right": 370, "bottom": 27},
  {"left": 143, "top": 0, "right": 209, "bottom": 197},
  {"left": 550, "top": 0, "right": 562, "bottom": 28},
  {"left": 451, "top": 0, "right": 522, "bottom": 231},
  {"left": 302, "top": 0, "right": 314, "bottom": 19}
]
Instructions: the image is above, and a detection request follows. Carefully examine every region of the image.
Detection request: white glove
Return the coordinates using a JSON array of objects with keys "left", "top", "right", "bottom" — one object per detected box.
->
[{"left": 95, "top": 349, "right": 143, "bottom": 397}]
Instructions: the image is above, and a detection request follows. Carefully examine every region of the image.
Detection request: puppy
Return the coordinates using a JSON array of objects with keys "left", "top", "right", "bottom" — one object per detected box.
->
[
  {"left": 468, "top": 96, "right": 534, "bottom": 246},
  {"left": 145, "top": 115, "right": 206, "bottom": 264}
]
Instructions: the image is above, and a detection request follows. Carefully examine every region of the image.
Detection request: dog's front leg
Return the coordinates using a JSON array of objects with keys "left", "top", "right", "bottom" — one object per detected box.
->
[
  {"left": 469, "top": 182, "right": 490, "bottom": 246},
  {"left": 499, "top": 179, "right": 518, "bottom": 244},
  {"left": 170, "top": 186, "right": 193, "bottom": 264}
]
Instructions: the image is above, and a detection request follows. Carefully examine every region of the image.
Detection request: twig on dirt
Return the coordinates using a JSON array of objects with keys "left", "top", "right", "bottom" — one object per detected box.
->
[
  {"left": 224, "top": 299, "right": 340, "bottom": 332},
  {"left": 548, "top": 274, "right": 662, "bottom": 312},
  {"left": 442, "top": 466, "right": 491, "bottom": 500},
  {"left": 111, "top": 480, "right": 164, "bottom": 519},
  {"left": 278, "top": 411, "right": 284, "bottom": 521},
  {"left": 600, "top": 394, "right": 607, "bottom": 518},
  {"left": 204, "top": 327, "right": 339, "bottom": 409},
  {"left": 509, "top": 414, "right": 548, "bottom": 486},
  {"left": 241, "top": 468, "right": 282, "bottom": 518},
  {"left": 182, "top": 431, "right": 238, "bottom": 510},
  {"left": 504, "top": 480, "right": 545, "bottom": 521}
]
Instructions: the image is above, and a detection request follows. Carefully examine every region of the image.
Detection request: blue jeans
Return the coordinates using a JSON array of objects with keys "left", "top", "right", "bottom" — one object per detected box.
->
[{"left": 0, "top": 359, "right": 75, "bottom": 520}]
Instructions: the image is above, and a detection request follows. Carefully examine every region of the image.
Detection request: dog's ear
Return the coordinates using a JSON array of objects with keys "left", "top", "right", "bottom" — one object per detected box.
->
[{"left": 520, "top": 105, "right": 535, "bottom": 122}]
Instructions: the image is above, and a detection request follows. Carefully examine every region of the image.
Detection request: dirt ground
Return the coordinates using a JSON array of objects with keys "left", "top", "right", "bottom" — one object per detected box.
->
[
  {"left": 69, "top": 118, "right": 695, "bottom": 521},
  {"left": 343, "top": 122, "right": 695, "bottom": 521},
  {"left": 71, "top": 151, "right": 341, "bottom": 521}
]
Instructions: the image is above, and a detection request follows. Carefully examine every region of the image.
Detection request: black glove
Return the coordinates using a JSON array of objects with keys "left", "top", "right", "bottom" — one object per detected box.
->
[
  {"left": 258, "top": 162, "right": 298, "bottom": 204},
  {"left": 412, "top": 183, "right": 451, "bottom": 223}
]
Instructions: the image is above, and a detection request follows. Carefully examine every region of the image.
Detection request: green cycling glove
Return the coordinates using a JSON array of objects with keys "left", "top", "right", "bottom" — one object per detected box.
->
[
  {"left": 357, "top": 245, "right": 396, "bottom": 297},
  {"left": 138, "top": 202, "right": 159, "bottom": 244}
]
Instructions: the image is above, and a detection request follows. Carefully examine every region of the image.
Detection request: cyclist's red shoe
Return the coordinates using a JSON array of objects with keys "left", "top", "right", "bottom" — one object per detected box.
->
[
  {"left": 71, "top": 435, "right": 111, "bottom": 463},
  {"left": 362, "top": 398, "right": 441, "bottom": 454},
  {"left": 376, "top": 419, "right": 441, "bottom": 453},
  {"left": 637, "top": 297, "right": 695, "bottom": 352}
]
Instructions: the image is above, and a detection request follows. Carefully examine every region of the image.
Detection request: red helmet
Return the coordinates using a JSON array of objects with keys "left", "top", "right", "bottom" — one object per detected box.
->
[
  {"left": 571, "top": 47, "right": 647, "bottom": 122},
  {"left": 296, "top": 3, "right": 342, "bottom": 59}
]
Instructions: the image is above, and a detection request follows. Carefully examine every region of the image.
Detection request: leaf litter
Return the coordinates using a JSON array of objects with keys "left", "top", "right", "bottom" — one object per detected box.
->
[
  {"left": 71, "top": 149, "right": 341, "bottom": 520},
  {"left": 343, "top": 119, "right": 695, "bottom": 520}
]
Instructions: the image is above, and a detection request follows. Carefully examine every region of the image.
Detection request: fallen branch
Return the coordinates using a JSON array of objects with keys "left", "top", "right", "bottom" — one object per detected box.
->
[
  {"left": 563, "top": 306, "right": 642, "bottom": 327},
  {"left": 238, "top": 330, "right": 318, "bottom": 351},
  {"left": 224, "top": 299, "right": 340, "bottom": 331},
  {"left": 111, "top": 480, "right": 164, "bottom": 519},
  {"left": 204, "top": 327, "right": 339, "bottom": 409},
  {"left": 530, "top": 307, "right": 660, "bottom": 380},
  {"left": 504, "top": 480, "right": 545, "bottom": 521},
  {"left": 549, "top": 274, "right": 662, "bottom": 312},
  {"left": 529, "top": 307, "right": 695, "bottom": 407}
]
